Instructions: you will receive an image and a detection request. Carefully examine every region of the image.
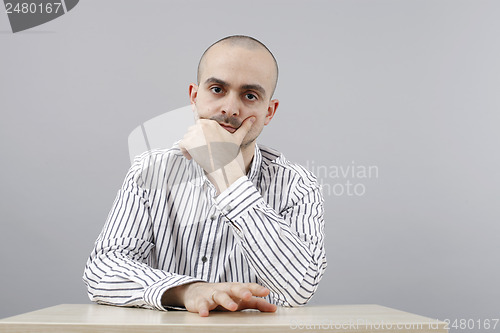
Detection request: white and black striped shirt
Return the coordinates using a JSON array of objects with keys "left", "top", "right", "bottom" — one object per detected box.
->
[{"left": 83, "top": 143, "right": 326, "bottom": 311}]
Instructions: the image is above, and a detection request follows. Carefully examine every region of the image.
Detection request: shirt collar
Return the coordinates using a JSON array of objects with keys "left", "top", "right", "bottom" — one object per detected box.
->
[{"left": 247, "top": 143, "right": 262, "bottom": 183}]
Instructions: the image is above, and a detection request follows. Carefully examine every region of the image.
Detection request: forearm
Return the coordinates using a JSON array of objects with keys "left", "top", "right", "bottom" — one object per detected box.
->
[
  {"left": 215, "top": 177, "right": 327, "bottom": 306},
  {"left": 206, "top": 151, "right": 245, "bottom": 195},
  {"left": 233, "top": 211, "right": 326, "bottom": 306},
  {"left": 83, "top": 239, "right": 203, "bottom": 311}
]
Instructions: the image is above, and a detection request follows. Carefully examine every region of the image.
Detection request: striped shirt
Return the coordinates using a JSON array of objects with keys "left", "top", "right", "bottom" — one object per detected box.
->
[{"left": 83, "top": 142, "right": 327, "bottom": 311}]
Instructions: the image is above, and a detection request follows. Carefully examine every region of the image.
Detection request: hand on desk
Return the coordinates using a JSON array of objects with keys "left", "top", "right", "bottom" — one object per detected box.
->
[{"left": 162, "top": 282, "right": 277, "bottom": 317}]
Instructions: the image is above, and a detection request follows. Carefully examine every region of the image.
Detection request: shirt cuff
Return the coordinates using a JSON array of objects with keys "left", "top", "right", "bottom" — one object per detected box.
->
[
  {"left": 215, "top": 176, "right": 263, "bottom": 225},
  {"left": 143, "top": 275, "right": 205, "bottom": 311}
]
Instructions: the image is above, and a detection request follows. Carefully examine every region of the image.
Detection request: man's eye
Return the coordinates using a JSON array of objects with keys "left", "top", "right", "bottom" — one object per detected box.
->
[
  {"left": 211, "top": 87, "right": 222, "bottom": 94},
  {"left": 245, "top": 93, "right": 257, "bottom": 101}
]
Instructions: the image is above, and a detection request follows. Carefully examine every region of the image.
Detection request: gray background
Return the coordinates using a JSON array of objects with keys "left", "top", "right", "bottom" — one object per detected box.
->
[{"left": 1, "top": 0, "right": 498, "bottom": 331}]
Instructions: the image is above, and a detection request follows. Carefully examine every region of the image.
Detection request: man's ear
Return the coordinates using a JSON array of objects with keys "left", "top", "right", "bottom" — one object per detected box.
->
[
  {"left": 264, "top": 99, "right": 279, "bottom": 126},
  {"left": 189, "top": 83, "right": 198, "bottom": 110}
]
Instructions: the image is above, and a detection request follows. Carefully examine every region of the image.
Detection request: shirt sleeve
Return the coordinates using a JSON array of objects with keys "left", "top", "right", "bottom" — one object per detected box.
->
[
  {"left": 214, "top": 172, "right": 327, "bottom": 307},
  {"left": 82, "top": 156, "right": 202, "bottom": 311}
]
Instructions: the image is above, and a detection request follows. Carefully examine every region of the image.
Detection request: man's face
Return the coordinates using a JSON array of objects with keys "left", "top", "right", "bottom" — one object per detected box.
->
[{"left": 189, "top": 44, "right": 279, "bottom": 148}]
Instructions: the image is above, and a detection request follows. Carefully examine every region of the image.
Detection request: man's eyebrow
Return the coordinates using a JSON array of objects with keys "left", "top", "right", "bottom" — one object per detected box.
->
[
  {"left": 204, "top": 77, "right": 228, "bottom": 87},
  {"left": 204, "top": 77, "right": 267, "bottom": 98},
  {"left": 242, "top": 84, "right": 266, "bottom": 98}
]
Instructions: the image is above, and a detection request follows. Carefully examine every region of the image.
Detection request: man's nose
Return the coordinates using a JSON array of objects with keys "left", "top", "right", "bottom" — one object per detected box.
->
[{"left": 220, "top": 93, "right": 240, "bottom": 116}]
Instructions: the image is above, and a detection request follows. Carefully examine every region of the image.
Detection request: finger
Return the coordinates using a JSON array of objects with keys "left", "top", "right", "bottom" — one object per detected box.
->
[
  {"left": 233, "top": 116, "right": 255, "bottom": 142},
  {"left": 230, "top": 285, "right": 253, "bottom": 301},
  {"left": 254, "top": 298, "right": 278, "bottom": 312},
  {"left": 198, "top": 299, "right": 211, "bottom": 317},
  {"left": 179, "top": 146, "right": 192, "bottom": 160},
  {"left": 239, "top": 297, "right": 277, "bottom": 313},
  {"left": 213, "top": 291, "right": 238, "bottom": 312},
  {"left": 242, "top": 283, "right": 270, "bottom": 298}
]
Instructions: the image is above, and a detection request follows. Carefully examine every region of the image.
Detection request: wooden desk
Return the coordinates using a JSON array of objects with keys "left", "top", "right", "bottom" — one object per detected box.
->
[{"left": 0, "top": 304, "right": 447, "bottom": 332}]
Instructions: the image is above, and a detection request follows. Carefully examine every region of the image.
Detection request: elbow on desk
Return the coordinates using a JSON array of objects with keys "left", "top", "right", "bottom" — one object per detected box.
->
[
  {"left": 270, "top": 265, "right": 326, "bottom": 307},
  {"left": 270, "top": 284, "right": 320, "bottom": 307}
]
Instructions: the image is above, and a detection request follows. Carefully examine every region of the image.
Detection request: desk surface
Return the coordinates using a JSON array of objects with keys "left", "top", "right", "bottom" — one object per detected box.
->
[{"left": 0, "top": 304, "right": 447, "bottom": 333}]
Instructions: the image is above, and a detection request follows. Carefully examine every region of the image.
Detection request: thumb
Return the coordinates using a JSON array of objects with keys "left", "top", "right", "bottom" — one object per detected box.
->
[{"left": 234, "top": 116, "right": 255, "bottom": 142}]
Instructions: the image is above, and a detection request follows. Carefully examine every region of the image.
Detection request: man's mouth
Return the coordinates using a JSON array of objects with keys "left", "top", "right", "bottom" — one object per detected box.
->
[{"left": 219, "top": 123, "right": 237, "bottom": 133}]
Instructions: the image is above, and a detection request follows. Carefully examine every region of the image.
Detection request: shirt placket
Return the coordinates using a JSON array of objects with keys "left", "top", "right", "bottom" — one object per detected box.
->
[{"left": 194, "top": 181, "right": 221, "bottom": 281}]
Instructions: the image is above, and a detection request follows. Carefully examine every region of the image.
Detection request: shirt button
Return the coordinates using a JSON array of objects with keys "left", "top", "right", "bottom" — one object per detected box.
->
[
  {"left": 210, "top": 215, "right": 217, "bottom": 221},
  {"left": 224, "top": 205, "right": 232, "bottom": 213},
  {"left": 201, "top": 256, "right": 207, "bottom": 263}
]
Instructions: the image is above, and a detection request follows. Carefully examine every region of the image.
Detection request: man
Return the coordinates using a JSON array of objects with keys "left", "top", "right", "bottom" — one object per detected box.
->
[{"left": 83, "top": 35, "right": 327, "bottom": 317}]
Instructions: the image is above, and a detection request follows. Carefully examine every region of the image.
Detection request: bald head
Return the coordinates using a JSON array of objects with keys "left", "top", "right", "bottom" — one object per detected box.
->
[{"left": 197, "top": 35, "right": 279, "bottom": 98}]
